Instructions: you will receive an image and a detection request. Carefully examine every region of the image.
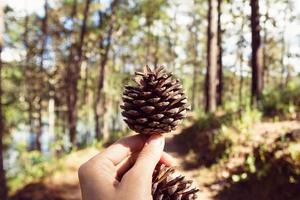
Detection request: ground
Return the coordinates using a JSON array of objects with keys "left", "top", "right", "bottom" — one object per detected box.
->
[{"left": 11, "top": 120, "right": 300, "bottom": 200}]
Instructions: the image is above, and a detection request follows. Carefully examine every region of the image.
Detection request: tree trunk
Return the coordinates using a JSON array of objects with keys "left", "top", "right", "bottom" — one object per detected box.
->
[
  {"left": 65, "top": 0, "right": 78, "bottom": 146},
  {"left": 238, "top": 48, "right": 244, "bottom": 109},
  {"left": 0, "top": 2, "right": 8, "bottom": 198},
  {"left": 36, "top": 101, "right": 42, "bottom": 151},
  {"left": 250, "top": 0, "right": 263, "bottom": 107},
  {"left": 39, "top": 0, "right": 48, "bottom": 68},
  {"left": 82, "top": 61, "right": 88, "bottom": 104},
  {"left": 216, "top": 0, "right": 223, "bottom": 106},
  {"left": 102, "top": 94, "right": 110, "bottom": 141},
  {"left": 66, "top": 77, "right": 78, "bottom": 145},
  {"left": 153, "top": 36, "right": 159, "bottom": 67},
  {"left": 191, "top": 65, "right": 197, "bottom": 110},
  {"left": 94, "top": 0, "right": 118, "bottom": 141},
  {"left": 238, "top": 8, "right": 246, "bottom": 109},
  {"left": 262, "top": 0, "right": 269, "bottom": 88},
  {"left": 66, "top": 0, "right": 91, "bottom": 145},
  {"left": 48, "top": 98, "right": 55, "bottom": 154},
  {"left": 35, "top": 0, "right": 49, "bottom": 151},
  {"left": 94, "top": 39, "right": 111, "bottom": 140},
  {"left": 280, "top": 5, "right": 288, "bottom": 87},
  {"left": 191, "top": 14, "right": 199, "bottom": 111},
  {"left": 28, "top": 100, "right": 35, "bottom": 150},
  {"left": 112, "top": 100, "right": 119, "bottom": 131},
  {"left": 23, "top": 14, "right": 36, "bottom": 150},
  {"left": 191, "top": 53, "right": 198, "bottom": 110},
  {"left": 205, "top": 0, "right": 218, "bottom": 113}
]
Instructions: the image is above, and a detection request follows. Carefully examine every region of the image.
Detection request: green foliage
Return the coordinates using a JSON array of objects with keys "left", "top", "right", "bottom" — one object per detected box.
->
[
  {"left": 235, "top": 108, "right": 261, "bottom": 131},
  {"left": 233, "top": 137, "right": 300, "bottom": 182},
  {"left": 2, "top": 63, "right": 26, "bottom": 131},
  {"left": 174, "top": 109, "right": 261, "bottom": 168},
  {"left": 289, "top": 143, "right": 300, "bottom": 163},
  {"left": 262, "top": 80, "right": 300, "bottom": 118},
  {"left": 7, "top": 143, "right": 64, "bottom": 194}
]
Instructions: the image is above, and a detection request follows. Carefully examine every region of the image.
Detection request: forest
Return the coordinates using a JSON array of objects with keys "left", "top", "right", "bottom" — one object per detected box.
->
[{"left": 0, "top": 0, "right": 300, "bottom": 199}]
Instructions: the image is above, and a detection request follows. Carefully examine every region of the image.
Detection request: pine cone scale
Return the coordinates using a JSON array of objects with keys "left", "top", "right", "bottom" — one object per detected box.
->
[{"left": 152, "top": 164, "right": 199, "bottom": 200}]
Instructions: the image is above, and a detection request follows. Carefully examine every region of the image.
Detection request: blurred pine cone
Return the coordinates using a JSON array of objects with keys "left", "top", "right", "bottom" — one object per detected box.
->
[
  {"left": 152, "top": 164, "right": 199, "bottom": 200},
  {"left": 121, "top": 65, "right": 189, "bottom": 135}
]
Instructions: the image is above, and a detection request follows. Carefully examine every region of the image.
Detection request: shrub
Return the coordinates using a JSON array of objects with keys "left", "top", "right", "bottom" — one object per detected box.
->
[{"left": 262, "top": 81, "right": 300, "bottom": 118}]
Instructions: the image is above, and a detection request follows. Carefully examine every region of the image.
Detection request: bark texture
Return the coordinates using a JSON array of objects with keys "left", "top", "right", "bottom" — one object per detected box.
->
[
  {"left": 66, "top": 0, "right": 91, "bottom": 145},
  {"left": 250, "top": 0, "right": 263, "bottom": 107},
  {"left": 216, "top": 0, "right": 223, "bottom": 106},
  {"left": 94, "top": 0, "right": 118, "bottom": 141},
  {"left": 205, "top": 0, "right": 218, "bottom": 113}
]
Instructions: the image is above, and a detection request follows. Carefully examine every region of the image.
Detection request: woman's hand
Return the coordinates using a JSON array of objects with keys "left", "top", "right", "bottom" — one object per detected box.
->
[{"left": 78, "top": 134, "right": 173, "bottom": 200}]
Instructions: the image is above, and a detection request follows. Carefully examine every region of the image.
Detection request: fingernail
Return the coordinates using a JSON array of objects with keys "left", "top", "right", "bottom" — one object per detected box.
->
[{"left": 147, "top": 135, "right": 163, "bottom": 146}]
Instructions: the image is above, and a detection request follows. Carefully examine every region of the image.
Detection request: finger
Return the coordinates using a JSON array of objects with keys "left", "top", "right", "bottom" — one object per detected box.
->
[
  {"left": 121, "top": 134, "right": 165, "bottom": 188},
  {"left": 116, "top": 152, "right": 139, "bottom": 179},
  {"left": 78, "top": 134, "right": 148, "bottom": 187},
  {"left": 161, "top": 152, "right": 177, "bottom": 166},
  {"left": 89, "top": 134, "right": 148, "bottom": 166},
  {"left": 79, "top": 158, "right": 117, "bottom": 197},
  {"left": 116, "top": 151, "right": 175, "bottom": 179}
]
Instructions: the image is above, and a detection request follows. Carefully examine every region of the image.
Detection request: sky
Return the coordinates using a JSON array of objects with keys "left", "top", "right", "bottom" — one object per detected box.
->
[
  {"left": 3, "top": 0, "right": 46, "bottom": 16},
  {"left": 2, "top": 0, "right": 300, "bottom": 72}
]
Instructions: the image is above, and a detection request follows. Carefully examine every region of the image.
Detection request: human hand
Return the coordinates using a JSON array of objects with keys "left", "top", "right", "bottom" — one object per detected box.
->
[{"left": 78, "top": 134, "right": 174, "bottom": 200}]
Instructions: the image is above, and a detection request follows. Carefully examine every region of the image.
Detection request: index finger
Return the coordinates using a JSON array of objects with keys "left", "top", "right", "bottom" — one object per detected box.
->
[{"left": 91, "top": 134, "right": 148, "bottom": 166}]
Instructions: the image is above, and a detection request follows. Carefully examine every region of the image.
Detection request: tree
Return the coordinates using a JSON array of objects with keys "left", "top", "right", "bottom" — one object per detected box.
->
[
  {"left": 280, "top": 0, "right": 293, "bottom": 87},
  {"left": 189, "top": 14, "right": 200, "bottom": 111},
  {"left": 205, "top": 0, "right": 218, "bottom": 113},
  {"left": 23, "top": 14, "right": 36, "bottom": 150},
  {"left": 262, "top": 0, "right": 269, "bottom": 88},
  {"left": 0, "top": 2, "right": 7, "bottom": 199},
  {"left": 250, "top": 0, "right": 263, "bottom": 107},
  {"left": 65, "top": 0, "right": 91, "bottom": 145},
  {"left": 35, "top": 0, "right": 49, "bottom": 151},
  {"left": 94, "top": 0, "right": 118, "bottom": 141},
  {"left": 237, "top": 1, "right": 247, "bottom": 108},
  {"left": 216, "top": 0, "right": 223, "bottom": 106}
]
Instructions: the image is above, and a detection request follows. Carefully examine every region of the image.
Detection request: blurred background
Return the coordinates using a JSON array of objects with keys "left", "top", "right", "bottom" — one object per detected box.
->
[{"left": 0, "top": 0, "right": 300, "bottom": 199}]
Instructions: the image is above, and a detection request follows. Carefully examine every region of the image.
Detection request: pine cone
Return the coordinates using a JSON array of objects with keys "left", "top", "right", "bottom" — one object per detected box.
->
[
  {"left": 121, "top": 65, "right": 199, "bottom": 199},
  {"left": 121, "top": 65, "right": 189, "bottom": 135},
  {"left": 152, "top": 164, "right": 199, "bottom": 200}
]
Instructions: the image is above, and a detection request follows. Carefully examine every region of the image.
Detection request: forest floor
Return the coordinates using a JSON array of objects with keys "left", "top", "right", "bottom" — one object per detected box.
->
[
  {"left": 11, "top": 120, "right": 300, "bottom": 200},
  {"left": 165, "top": 120, "right": 300, "bottom": 200}
]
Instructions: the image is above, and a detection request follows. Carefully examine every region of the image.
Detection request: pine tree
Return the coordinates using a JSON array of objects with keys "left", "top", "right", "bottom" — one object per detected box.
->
[
  {"left": 205, "top": 0, "right": 218, "bottom": 113},
  {"left": 250, "top": 0, "right": 263, "bottom": 106}
]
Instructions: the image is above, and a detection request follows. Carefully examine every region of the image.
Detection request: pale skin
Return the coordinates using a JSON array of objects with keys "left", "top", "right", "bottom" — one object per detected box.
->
[{"left": 78, "top": 134, "right": 174, "bottom": 200}]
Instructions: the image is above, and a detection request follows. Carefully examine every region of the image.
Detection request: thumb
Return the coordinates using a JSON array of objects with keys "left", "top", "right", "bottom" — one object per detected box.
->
[{"left": 123, "top": 134, "right": 164, "bottom": 186}]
